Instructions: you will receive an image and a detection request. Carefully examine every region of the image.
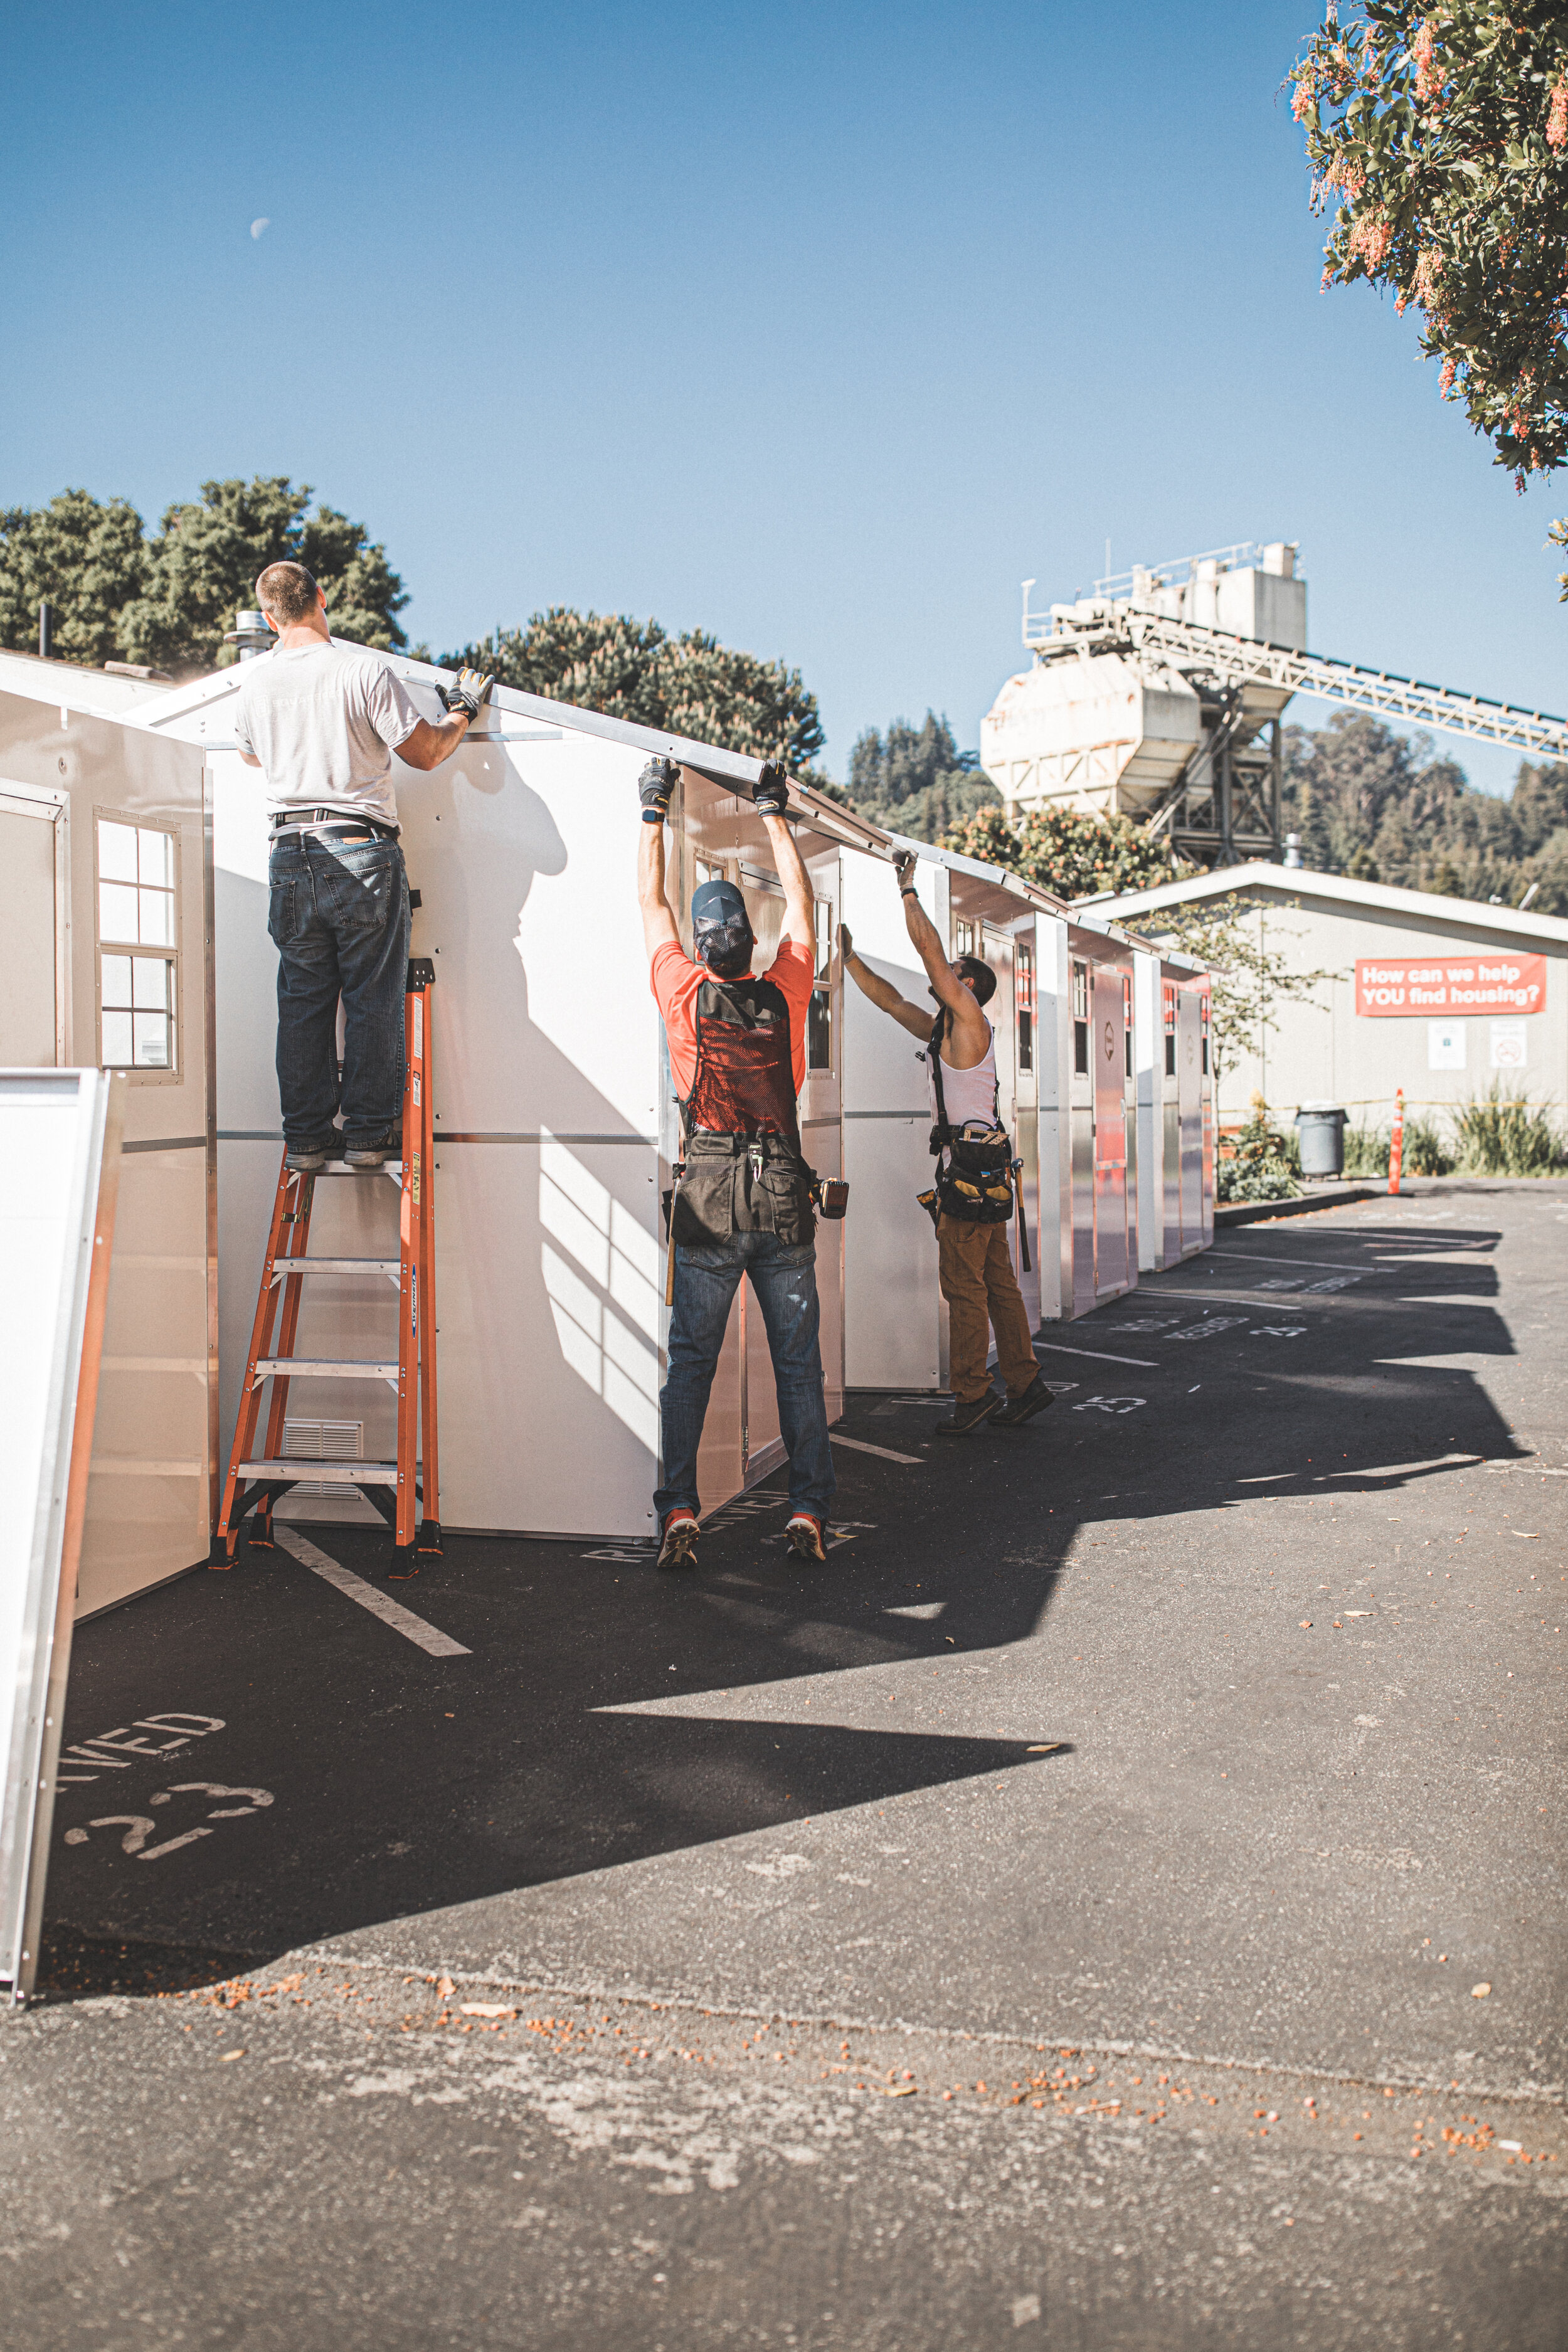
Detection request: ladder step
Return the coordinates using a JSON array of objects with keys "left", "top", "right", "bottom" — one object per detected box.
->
[
  {"left": 236, "top": 1459, "right": 400, "bottom": 1485},
  {"left": 253, "top": 1358, "right": 401, "bottom": 1379},
  {"left": 312, "top": 1161, "right": 403, "bottom": 1181},
  {"left": 272, "top": 1258, "right": 401, "bottom": 1275}
]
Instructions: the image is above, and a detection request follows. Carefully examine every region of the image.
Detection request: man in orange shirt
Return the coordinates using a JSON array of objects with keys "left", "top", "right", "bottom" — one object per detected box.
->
[{"left": 638, "top": 756, "right": 835, "bottom": 1571}]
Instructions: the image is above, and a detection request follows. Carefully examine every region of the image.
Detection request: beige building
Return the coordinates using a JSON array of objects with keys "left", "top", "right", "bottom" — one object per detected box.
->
[{"left": 1092, "top": 861, "right": 1568, "bottom": 1133}]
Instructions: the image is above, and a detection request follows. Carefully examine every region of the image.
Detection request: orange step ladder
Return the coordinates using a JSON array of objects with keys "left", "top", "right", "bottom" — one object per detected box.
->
[{"left": 213, "top": 958, "right": 440, "bottom": 1579}]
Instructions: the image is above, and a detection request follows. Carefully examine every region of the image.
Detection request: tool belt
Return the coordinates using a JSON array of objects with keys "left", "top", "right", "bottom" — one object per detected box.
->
[
  {"left": 919, "top": 1019, "right": 1017, "bottom": 1232},
  {"left": 662, "top": 1130, "right": 845, "bottom": 1251}
]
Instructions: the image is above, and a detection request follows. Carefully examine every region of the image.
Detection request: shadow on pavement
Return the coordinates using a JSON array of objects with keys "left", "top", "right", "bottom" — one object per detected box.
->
[{"left": 41, "top": 1212, "right": 1523, "bottom": 1986}]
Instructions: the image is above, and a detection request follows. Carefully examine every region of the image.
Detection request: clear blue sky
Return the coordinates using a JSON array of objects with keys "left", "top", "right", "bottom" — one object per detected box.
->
[{"left": 4, "top": 0, "right": 1562, "bottom": 795}]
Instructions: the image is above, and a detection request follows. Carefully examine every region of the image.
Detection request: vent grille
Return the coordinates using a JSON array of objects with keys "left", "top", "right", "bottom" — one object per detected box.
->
[{"left": 282, "top": 1418, "right": 363, "bottom": 1495}]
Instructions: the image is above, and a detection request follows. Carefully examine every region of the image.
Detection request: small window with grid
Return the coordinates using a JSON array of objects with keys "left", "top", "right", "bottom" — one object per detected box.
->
[
  {"left": 1163, "top": 980, "right": 1177, "bottom": 1077},
  {"left": 1015, "top": 942, "right": 1035, "bottom": 1074},
  {"left": 1071, "top": 960, "right": 1089, "bottom": 1075},
  {"left": 808, "top": 897, "right": 833, "bottom": 1070},
  {"left": 96, "top": 815, "right": 178, "bottom": 1072},
  {"left": 953, "top": 917, "right": 975, "bottom": 958}
]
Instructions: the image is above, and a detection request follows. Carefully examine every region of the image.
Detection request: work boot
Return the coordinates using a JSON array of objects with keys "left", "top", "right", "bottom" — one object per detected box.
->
[
  {"left": 992, "top": 1374, "right": 1055, "bottom": 1429},
  {"left": 785, "top": 1512, "right": 827, "bottom": 1562},
  {"left": 284, "top": 1138, "right": 333, "bottom": 1172},
  {"left": 345, "top": 1128, "right": 401, "bottom": 1170},
  {"left": 936, "top": 1391, "right": 1000, "bottom": 1437},
  {"left": 657, "top": 1508, "right": 700, "bottom": 1571}
]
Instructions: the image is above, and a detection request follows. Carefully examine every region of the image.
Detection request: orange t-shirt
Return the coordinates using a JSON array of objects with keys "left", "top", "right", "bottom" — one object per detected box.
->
[{"left": 651, "top": 938, "right": 815, "bottom": 1102}]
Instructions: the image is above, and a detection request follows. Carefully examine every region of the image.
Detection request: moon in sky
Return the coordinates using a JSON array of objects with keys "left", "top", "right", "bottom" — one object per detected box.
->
[{"left": 250, "top": 217, "right": 270, "bottom": 240}]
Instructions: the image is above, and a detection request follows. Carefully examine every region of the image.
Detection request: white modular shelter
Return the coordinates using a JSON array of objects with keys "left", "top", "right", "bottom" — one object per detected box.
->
[
  {"left": 1130, "top": 943, "right": 1214, "bottom": 1273},
  {"left": 0, "top": 655, "right": 215, "bottom": 1616},
  {"left": 131, "top": 652, "right": 890, "bottom": 1542},
  {"left": 1052, "top": 913, "right": 1144, "bottom": 1319}
]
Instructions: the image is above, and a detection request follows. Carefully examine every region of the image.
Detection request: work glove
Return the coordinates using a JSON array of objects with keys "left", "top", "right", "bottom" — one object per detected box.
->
[
  {"left": 437, "top": 666, "right": 493, "bottom": 722},
  {"left": 753, "top": 761, "right": 790, "bottom": 817},
  {"left": 638, "top": 755, "right": 679, "bottom": 824},
  {"left": 893, "top": 850, "right": 918, "bottom": 891}
]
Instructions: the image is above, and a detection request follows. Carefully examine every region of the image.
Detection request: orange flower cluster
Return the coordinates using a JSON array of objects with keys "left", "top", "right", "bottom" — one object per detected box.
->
[
  {"left": 1350, "top": 215, "right": 1393, "bottom": 270},
  {"left": 1549, "top": 79, "right": 1568, "bottom": 149},
  {"left": 1414, "top": 20, "right": 1446, "bottom": 106}
]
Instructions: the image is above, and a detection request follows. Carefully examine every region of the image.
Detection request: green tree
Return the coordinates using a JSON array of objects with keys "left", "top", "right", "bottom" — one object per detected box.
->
[
  {"left": 941, "top": 803, "right": 1189, "bottom": 901},
  {"left": 120, "top": 476, "right": 408, "bottom": 673},
  {"left": 842, "top": 712, "right": 1002, "bottom": 841},
  {"left": 447, "top": 607, "right": 826, "bottom": 773},
  {"left": 0, "top": 489, "right": 149, "bottom": 666},
  {"left": 1290, "top": 4, "right": 1568, "bottom": 548}
]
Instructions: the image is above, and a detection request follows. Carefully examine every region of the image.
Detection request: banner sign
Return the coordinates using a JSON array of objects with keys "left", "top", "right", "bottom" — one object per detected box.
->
[{"left": 1355, "top": 953, "right": 1546, "bottom": 1018}]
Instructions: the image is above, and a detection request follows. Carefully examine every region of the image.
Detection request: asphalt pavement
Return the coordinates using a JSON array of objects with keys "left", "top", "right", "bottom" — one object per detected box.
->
[{"left": 4, "top": 1179, "right": 1565, "bottom": 2349}]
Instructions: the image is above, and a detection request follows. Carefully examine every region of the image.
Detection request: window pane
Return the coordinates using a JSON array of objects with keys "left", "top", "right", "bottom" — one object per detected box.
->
[
  {"left": 139, "top": 886, "right": 174, "bottom": 946},
  {"left": 132, "top": 956, "right": 169, "bottom": 1010},
  {"left": 101, "top": 953, "right": 133, "bottom": 1009},
  {"left": 807, "top": 988, "right": 831, "bottom": 1071},
  {"left": 102, "top": 1009, "right": 134, "bottom": 1066},
  {"left": 137, "top": 829, "right": 172, "bottom": 887},
  {"left": 813, "top": 899, "right": 831, "bottom": 981},
  {"left": 132, "top": 1012, "right": 170, "bottom": 1067},
  {"left": 99, "top": 881, "right": 140, "bottom": 941},
  {"left": 98, "top": 820, "right": 139, "bottom": 884}
]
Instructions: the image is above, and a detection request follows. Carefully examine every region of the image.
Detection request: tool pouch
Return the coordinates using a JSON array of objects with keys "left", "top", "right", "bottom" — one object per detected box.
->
[
  {"left": 928, "top": 1125, "right": 1015, "bottom": 1226},
  {"left": 813, "top": 1177, "right": 849, "bottom": 1221}
]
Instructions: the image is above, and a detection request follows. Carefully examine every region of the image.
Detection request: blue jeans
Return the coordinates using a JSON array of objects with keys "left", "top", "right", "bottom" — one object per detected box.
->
[
  {"left": 267, "top": 834, "right": 410, "bottom": 1147},
  {"left": 656, "top": 1233, "right": 836, "bottom": 1524}
]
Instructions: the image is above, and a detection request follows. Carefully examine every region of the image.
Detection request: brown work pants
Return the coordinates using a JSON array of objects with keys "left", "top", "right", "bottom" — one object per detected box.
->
[{"left": 936, "top": 1213, "right": 1038, "bottom": 1403}]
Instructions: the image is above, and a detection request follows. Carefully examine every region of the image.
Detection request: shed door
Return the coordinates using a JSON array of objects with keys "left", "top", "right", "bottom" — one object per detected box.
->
[
  {"left": 1092, "top": 965, "right": 1129, "bottom": 1296},
  {"left": 1177, "top": 989, "right": 1203, "bottom": 1248},
  {"left": 0, "top": 802, "right": 59, "bottom": 1064}
]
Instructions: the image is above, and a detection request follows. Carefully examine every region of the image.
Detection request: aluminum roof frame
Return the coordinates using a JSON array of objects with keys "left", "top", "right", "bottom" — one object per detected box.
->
[{"left": 128, "top": 640, "right": 898, "bottom": 867}]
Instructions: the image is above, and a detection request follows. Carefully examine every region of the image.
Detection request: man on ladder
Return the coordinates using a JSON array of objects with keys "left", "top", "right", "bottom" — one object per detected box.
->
[
  {"left": 233, "top": 561, "right": 490, "bottom": 1170},
  {"left": 637, "top": 757, "right": 835, "bottom": 1569}
]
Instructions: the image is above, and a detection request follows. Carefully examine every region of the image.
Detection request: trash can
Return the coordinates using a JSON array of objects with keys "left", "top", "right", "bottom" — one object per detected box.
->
[{"left": 1295, "top": 1103, "right": 1347, "bottom": 1179}]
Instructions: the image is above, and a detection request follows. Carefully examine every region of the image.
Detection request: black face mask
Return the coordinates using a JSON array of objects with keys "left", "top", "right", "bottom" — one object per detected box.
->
[{"left": 697, "top": 917, "right": 755, "bottom": 979}]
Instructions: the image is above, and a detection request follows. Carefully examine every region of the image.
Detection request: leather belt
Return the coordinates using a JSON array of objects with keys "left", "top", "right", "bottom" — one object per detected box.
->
[{"left": 270, "top": 808, "right": 400, "bottom": 842}]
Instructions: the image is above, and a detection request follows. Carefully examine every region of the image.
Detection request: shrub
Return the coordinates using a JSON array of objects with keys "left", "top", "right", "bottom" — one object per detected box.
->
[
  {"left": 1218, "top": 1094, "right": 1300, "bottom": 1204},
  {"left": 1452, "top": 1084, "right": 1566, "bottom": 1177},
  {"left": 1401, "top": 1113, "right": 1455, "bottom": 1177},
  {"left": 1343, "top": 1121, "right": 1391, "bottom": 1179}
]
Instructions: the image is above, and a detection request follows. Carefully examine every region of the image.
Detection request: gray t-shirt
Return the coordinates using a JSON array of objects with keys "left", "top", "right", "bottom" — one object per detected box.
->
[{"left": 232, "top": 643, "right": 423, "bottom": 830}]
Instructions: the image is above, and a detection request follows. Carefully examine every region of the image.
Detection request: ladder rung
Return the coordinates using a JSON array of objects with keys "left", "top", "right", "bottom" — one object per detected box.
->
[
  {"left": 272, "top": 1258, "right": 401, "bottom": 1275},
  {"left": 312, "top": 1161, "right": 403, "bottom": 1180},
  {"left": 253, "top": 1358, "right": 401, "bottom": 1380},
  {"left": 236, "top": 1459, "right": 400, "bottom": 1485}
]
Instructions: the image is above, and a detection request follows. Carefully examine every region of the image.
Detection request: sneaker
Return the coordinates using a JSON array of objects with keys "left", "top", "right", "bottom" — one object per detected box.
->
[
  {"left": 992, "top": 1374, "right": 1056, "bottom": 1429},
  {"left": 657, "top": 1508, "right": 700, "bottom": 1571},
  {"left": 284, "top": 1139, "right": 332, "bottom": 1172},
  {"left": 345, "top": 1130, "right": 401, "bottom": 1170},
  {"left": 785, "top": 1512, "right": 827, "bottom": 1562},
  {"left": 935, "top": 1391, "right": 1000, "bottom": 1437}
]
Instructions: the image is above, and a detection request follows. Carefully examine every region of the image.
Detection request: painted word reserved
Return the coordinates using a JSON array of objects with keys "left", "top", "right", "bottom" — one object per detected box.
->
[{"left": 1355, "top": 953, "right": 1545, "bottom": 1017}]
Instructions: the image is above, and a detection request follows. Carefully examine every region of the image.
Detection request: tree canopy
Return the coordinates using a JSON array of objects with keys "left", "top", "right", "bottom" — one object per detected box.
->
[
  {"left": 941, "top": 803, "right": 1189, "bottom": 902},
  {"left": 444, "top": 608, "right": 825, "bottom": 773},
  {"left": 1283, "top": 709, "right": 1568, "bottom": 908},
  {"left": 839, "top": 712, "right": 1000, "bottom": 841},
  {"left": 1290, "top": 3, "right": 1568, "bottom": 511},
  {"left": 0, "top": 478, "right": 408, "bottom": 676}
]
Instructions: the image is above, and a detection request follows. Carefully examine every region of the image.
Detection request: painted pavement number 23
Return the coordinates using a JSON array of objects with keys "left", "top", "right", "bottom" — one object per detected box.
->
[{"left": 56, "top": 1711, "right": 274, "bottom": 1864}]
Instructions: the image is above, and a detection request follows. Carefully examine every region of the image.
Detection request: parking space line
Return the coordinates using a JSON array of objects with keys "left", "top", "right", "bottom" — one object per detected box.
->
[
  {"left": 1036, "top": 1343, "right": 1158, "bottom": 1367},
  {"left": 831, "top": 1434, "right": 924, "bottom": 1465},
  {"left": 273, "top": 1527, "right": 472, "bottom": 1658}
]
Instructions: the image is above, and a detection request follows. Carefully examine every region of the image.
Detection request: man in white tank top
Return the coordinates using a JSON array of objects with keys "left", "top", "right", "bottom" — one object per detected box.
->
[{"left": 840, "top": 851, "right": 1051, "bottom": 1435}]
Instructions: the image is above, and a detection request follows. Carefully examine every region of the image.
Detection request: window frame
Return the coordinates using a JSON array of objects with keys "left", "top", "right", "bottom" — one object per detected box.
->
[{"left": 93, "top": 805, "right": 182, "bottom": 1084}]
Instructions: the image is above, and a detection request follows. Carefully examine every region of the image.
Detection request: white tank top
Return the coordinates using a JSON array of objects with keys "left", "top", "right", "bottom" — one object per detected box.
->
[{"left": 928, "top": 1016, "right": 999, "bottom": 1130}]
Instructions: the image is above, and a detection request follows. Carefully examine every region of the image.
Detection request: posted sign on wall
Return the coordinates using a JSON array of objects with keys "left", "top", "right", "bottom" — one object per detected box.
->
[{"left": 1355, "top": 953, "right": 1546, "bottom": 1018}]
